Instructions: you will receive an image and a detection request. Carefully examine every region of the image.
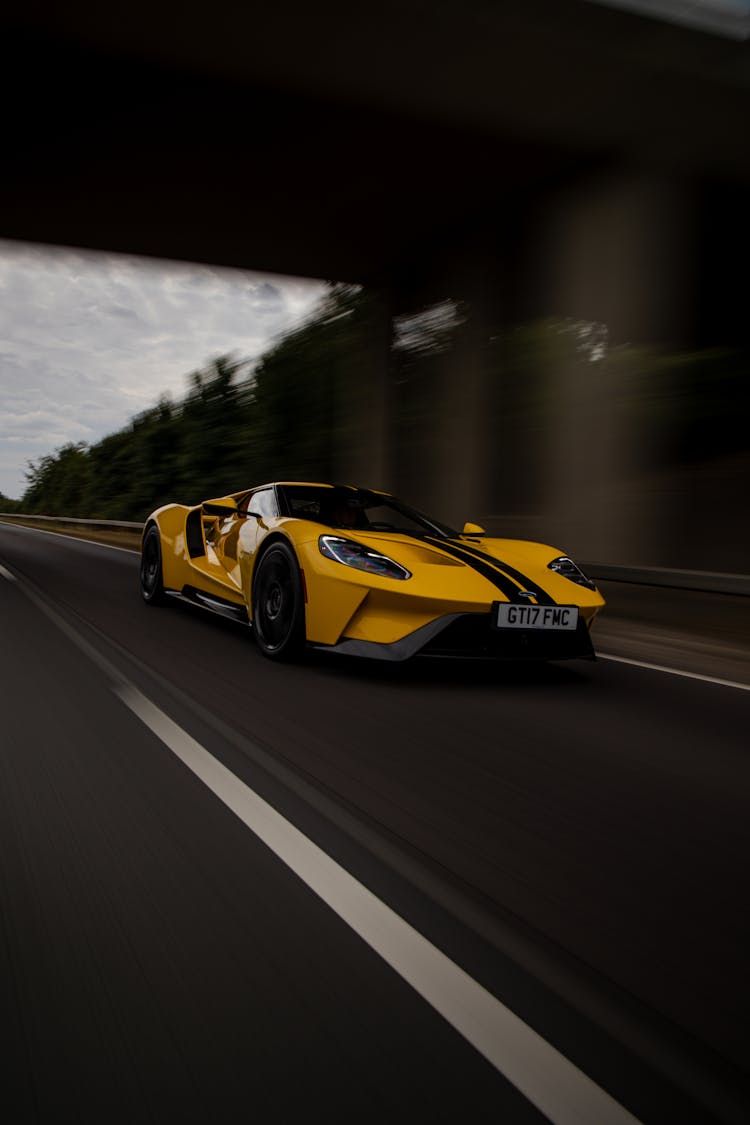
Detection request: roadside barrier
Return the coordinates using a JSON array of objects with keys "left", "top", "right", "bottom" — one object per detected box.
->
[
  {"left": 2, "top": 513, "right": 747, "bottom": 596},
  {"left": 0, "top": 512, "right": 142, "bottom": 531},
  {"left": 581, "top": 563, "right": 750, "bottom": 598}
]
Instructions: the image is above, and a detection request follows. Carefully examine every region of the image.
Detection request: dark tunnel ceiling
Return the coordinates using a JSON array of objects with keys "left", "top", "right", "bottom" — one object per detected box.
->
[{"left": 3, "top": 1, "right": 749, "bottom": 283}]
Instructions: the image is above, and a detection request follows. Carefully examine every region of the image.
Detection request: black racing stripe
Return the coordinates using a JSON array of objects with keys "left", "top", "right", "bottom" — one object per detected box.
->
[
  {"left": 449, "top": 539, "right": 557, "bottom": 605},
  {"left": 423, "top": 537, "right": 526, "bottom": 601}
]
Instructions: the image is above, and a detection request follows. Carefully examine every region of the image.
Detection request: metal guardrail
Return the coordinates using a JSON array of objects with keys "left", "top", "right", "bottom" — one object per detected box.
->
[
  {"left": 582, "top": 563, "right": 750, "bottom": 598},
  {"left": 0, "top": 512, "right": 142, "bottom": 531},
  {"left": 2, "top": 513, "right": 747, "bottom": 596}
]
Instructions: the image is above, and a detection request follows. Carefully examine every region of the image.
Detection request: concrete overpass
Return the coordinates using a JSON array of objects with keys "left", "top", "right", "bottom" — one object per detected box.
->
[
  {"left": 4, "top": 2, "right": 749, "bottom": 284},
  {"left": 3, "top": 1, "right": 748, "bottom": 563}
]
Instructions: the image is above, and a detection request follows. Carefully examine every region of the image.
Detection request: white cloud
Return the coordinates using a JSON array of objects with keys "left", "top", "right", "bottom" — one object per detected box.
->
[{"left": 0, "top": 241, "right": 325, "bottom": 499}]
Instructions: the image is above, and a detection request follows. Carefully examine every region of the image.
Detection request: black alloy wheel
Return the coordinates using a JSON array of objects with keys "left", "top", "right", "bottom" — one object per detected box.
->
[
  {"left": 140, "top": 525, "right": 167, "bottom": 604},
  {"left": 252, "top": 541, "right": 305, "bottom": 660}
]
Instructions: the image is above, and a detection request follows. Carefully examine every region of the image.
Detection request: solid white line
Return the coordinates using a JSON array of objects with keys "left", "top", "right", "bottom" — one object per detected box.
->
[
  {"left": 115, "top": 682, "right": 641, "bottom": 1125},
  {"left": 0, "top": 521, "right": 139, "bottom": 553},
  {"left": 0, "top": 563, "right": 17, "bottom": 581},
  {"left": 598, "top": 652, "right": 749, "bottom": 693},
  {"left": 0, "top": 539, "right": 716, "bottom": 1116}
]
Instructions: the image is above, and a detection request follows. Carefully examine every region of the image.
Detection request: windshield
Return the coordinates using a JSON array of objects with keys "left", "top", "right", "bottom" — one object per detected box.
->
[{"left": 277, "top": 485, "right": 459, "bottom": 538}]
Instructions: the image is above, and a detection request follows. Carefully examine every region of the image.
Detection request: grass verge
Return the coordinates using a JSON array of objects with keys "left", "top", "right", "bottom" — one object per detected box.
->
[{"left": 0, "top": 517, "right": 142, "bottom": 552}]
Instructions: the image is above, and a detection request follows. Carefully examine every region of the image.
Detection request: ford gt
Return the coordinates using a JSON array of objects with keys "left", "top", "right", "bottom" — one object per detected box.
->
[{"left": 140, "top": 482, "right": 605, "bottom": 661}]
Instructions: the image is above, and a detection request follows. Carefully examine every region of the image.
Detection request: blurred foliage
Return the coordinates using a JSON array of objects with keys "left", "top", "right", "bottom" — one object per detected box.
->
[
  {"left": 23, "top": 442, "right": 91, "bottom": 516},
  {"left": 18, "top": 284, "right": 366, "bottom": 520},
  {"left": 0, "top": 492, "right": 21, "bottom": 512},
  {"left": 252, "top": 283, "right": 364, "bottom": 482},
  {"left": 625, "top": 347, "right": 748, "bottom": 467},
  {"left": 13, "top": 282, "right": 748, "bottom": 525}
]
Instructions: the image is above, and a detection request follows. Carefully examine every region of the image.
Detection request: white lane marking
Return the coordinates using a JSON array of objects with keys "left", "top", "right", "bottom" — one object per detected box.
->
[
  {"left": 599, "top": 652, "right": 749, "bottom": 693},
  {"left": 0, "top": 544, "right": 720, "bottom": 1119},
  {"left": 0, "top": 521, "right": 139, "bottom": 553},
  {"left": 0, "top": 563, "right": 17, "bottom": 581},
  {"left": 116, "top": 682, "right": 641, "bottom": 1125}
]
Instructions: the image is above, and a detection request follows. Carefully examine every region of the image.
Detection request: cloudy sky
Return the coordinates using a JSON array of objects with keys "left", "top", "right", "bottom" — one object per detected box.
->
[{"left": 0, "top": 240, "right": 326, "bottom": 500}]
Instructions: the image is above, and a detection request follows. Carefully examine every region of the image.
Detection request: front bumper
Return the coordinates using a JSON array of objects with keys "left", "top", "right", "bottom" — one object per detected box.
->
[{"left": 313, "top": 611, "right": 596, "bottom": 662}]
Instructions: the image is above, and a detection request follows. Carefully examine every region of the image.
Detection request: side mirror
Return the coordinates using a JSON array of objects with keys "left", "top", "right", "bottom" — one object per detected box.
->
[
  {"left": 202, "top": 497, "right": 238, "bottom": 517},
  {"left": 462, "top": 521, "right": 486, "bottom": 536}
]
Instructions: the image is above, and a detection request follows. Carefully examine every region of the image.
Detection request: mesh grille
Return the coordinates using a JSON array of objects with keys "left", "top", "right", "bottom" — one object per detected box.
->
[{"left": 420, "top": 613, "right": 595, "bottom": 660}]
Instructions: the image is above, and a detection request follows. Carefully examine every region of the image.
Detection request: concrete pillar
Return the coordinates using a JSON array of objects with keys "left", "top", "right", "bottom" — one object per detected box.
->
[
  {"left": 392, "top": 242, "right": 501, "bottom": 527},
  {"left": 431, "top": 288, "right": 494, "bottom": 527},
  {"left": 525, "top": 170, "right": 695, "bottom": 563},
  {"left": 530, "top": 170, "right": 694, "bottom": 347}
]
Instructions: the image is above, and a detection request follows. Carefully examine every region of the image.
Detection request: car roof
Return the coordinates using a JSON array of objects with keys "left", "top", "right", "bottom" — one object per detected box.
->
[{"left": 247, "top": 482, "right": 393, "bottom": 496}]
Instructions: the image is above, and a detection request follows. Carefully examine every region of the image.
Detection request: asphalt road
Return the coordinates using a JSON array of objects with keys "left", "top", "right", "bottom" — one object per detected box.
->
[
  {"left": 593, "top": 581, "right": 750, "bottom": 688},
  {"left": 1, "top": 524, "right": 748, "bottom": 1124}
]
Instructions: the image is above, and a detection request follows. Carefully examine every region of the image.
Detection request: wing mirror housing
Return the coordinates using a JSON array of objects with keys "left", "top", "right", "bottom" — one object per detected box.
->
[
  {"left": 462, "top": 521, "right": 486, "bottom": 536},
  {"left": 202, "top": 497, "right": 238, "bottom": 517}
]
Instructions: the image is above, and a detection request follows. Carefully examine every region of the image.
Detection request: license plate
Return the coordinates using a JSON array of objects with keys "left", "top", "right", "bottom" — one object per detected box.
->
[{"left": 496, "top": 604, "right": 578, "bottom": 631}]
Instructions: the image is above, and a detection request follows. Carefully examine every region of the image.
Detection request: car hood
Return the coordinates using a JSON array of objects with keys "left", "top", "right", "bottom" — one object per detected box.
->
[
  {"left": 334, "top": 531, "right": 603, "bottom": 605},
  {"left": 336, "top": 531, "right": 564, "bottom": 570}
]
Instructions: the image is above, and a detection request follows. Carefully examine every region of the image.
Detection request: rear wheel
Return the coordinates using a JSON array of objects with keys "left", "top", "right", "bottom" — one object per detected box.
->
[
  {"left": 252, "top": 541, "right": 305, "bottom": 660},
  {"left": 140, "top": 525, "right": 167, "bottom": 605}
]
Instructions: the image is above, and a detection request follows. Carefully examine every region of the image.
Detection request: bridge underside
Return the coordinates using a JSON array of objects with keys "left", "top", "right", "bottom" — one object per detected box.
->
[
  {"left": 2, "top": 2, "right": 748, "bottom": 566},
  {"left": 3, "top": 2, "right": 748, "bottom": 285}
]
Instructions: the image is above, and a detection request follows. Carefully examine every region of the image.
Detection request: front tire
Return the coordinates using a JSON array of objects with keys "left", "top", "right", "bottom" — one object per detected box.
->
[
  {"left": 140, "top": 525, "right": 167, "bottom": 605},
  {"left": 252, "top": 541, "right": 305, "bottom": 660}
]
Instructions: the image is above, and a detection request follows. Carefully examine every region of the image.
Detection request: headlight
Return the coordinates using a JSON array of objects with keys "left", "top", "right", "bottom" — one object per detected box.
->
[
  {"left": 319, "top": 535, "right": 411, "bottom": 580},
  {"left": 547, "top": 556, "right": 597, "bottom": 590}
]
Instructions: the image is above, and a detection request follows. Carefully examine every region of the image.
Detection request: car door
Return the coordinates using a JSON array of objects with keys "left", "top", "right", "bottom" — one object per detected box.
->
[
  {"left": 209, "top": 492, "right": 270, "bottom": 590},
  {"left": 205, "top": 507, "right": 242, "bottom": 590},
  {"left": 233, "top": 486, "right": 279, "bottom": 585}
]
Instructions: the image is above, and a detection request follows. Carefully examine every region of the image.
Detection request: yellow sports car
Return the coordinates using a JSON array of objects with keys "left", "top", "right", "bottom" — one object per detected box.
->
[{"left": 140, "top": 482, "right": 605, "bottom": 661}]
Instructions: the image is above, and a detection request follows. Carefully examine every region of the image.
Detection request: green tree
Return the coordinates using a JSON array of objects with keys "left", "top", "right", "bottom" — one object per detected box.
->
[
  {"left": 252, "top": 283, "right": 364, "bottom": 482},
  {"left": 0, "top": 492, "right": 21, "bottom": 512},
  {"left": 24, "top": 443, "right": 91, "bottom": 516}
]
